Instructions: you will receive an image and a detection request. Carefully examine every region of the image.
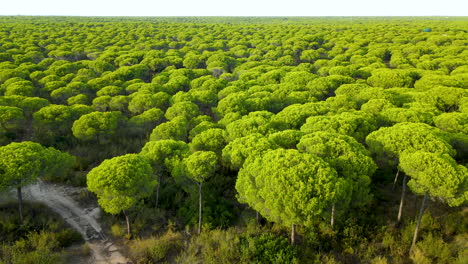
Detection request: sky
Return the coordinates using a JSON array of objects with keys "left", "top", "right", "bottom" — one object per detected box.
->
[{"left": 1, "top": 0, "right": 467, "bottom": 16}]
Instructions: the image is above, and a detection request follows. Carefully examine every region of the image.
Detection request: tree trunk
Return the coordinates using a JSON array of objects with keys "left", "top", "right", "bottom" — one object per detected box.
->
[
  {"left": 414, "top": 196, "right": 419, "bottom": 217},
  {"left": 22, "top": 118, "right": 33, "bottom": 141},
  {"left": 410, "top": 193, "right": 428, "bottom": 254},
  {"left": 331, "top": 203, "right": 335, "bottom": 227},
  {"left": 155, "top": 173, "right": 161, "bottom": 208},
  {"left": 123, "top": 210, "right": 131, "bottom": 237},
  {"left": 291, "top": 224, "right": 296, "bottom": 245},
  {"left": 397, "top": 173, "right": 407, "bottom": 223},
  {"left": 256, "top": 211, "right": 260, "bottom": 225},
  {"left": 17, "top": 187, "right": 23, "bottom": 223},
  {"left": 198, "top": 182, "right": 202, "bottom": 235},
  {"left": 392, "top": 169, "right": 400, "bottom": 190}
]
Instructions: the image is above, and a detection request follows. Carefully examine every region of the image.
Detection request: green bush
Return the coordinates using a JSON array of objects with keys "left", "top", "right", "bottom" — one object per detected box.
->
[
  {"left": 110, "top": 224, "right": 126, "bottom": 238},
  {"left": 0, "top": 232, "right": 65, "bottom": 264},
  {"left": 6, "top": 250, "right": 62, "bottom": 264},
  {"left": 240, "top": 233, "right": 298, "bottom": 264},
  {"left": 56, "top": 229, "right": 82, "bottom": 248},
  {"left": 176, "top": 228, "right": 240, "bottom": 264},
  {"left": 0, "top": 202, "right": 81, "bottom": 244},
  {"left": 441, "top": 210, "right": 468, "bottom": 236},
  {"left": 412, "top": 233, "right": 453, "bottom": 264},
  {"left": 129, "top": 230, "right": 184, "bottom": 263},
  {"left": 27, "top": 231, "right": 61, "bottom": 252}
]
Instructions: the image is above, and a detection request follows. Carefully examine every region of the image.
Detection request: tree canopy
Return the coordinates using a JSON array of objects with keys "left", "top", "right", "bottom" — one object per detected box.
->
[
  {"left": 236, "top": 149, "right": 342, "bottom": 228},
  {"left": 87, "top": 154, "right": 156, "bottom": 215}
]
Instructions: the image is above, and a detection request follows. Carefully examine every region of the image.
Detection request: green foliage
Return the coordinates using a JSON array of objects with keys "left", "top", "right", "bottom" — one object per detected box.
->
[
  {"left": 149, "top": 116, "right": 189, "bottom": 142},
  {"left": 189, "top": 120, "right": 221, "bottom": 140},
  {"left": 39, "top": 147, "right": 76, "bottom": 182},
  {"left": 366, "top": 122, "right": 455, "bottom": 167},
  {"left": 87, "top": 154, "right": 157, "bottom": 215},
  {"left": 176, "top": 228, "right": 241, "bottom": 264},
  {"left": 0, "top": 106, "right": 24, "bottom": 130},
  {"left": 176, "top": 228, "right": 298, "bottom": 264},
  {"left": 270, "top": 102, "right": 329, "bottom": 130},
  {"left": 367, "top": 69, "right": 417, "bottom": 88},
  {"left": 434, "top": 112, "right": 468, "bottom": 134},
  {"left": 0, "top": 202, "right": 81, "bottom": 264},
  {"left": 0, "top": 105, "right": 24, "bottom": 143},
  {"left": 110, "top": 224, "right": 126, "bottom": 238},
  {"left": 1, "top": 240, "right": 63, "bottom": 264},
  {"left": 297, "top": 132, "right": 376, "bottom": 209},
  {"left": 165, "top": 101, "right": 201, "bottom": 121},
  {"left": 129, "top": 230, "right": 184, "bottom": 263},
  {"left": 268, "top": 130, "right": 304, "bottom": 149},
  {"left": 190, "top": 128, "right": 228, "bottom": 154},
  {"left": 128, "top": 92, "right": 170, "bottom": 114},
  {"left": 239, "top": 232, "right": 299, "bottom": 264},
  {"left": 176, "top": 151, "right": 218, "bottom": 183},
  {"left": 72, "top": 111, "right": 126, "bottom": 143},
  {"left": 140, "top": 139, "right": 189, "bottom": 173},
  {"left": 0, "top": 16, "right": 467, "bottom": 264},
  {"left": 226, "top": 111, "right": 274, "bottom": 140},
  {"left": 301, "top": 111, "right": 377, "bottom": 142},
  {"left": 399, "top": 151, "right": 467, "bottom": 206},
  {"left": 0, "top": 142, "right": 69, "bottom": 190},
  {"left": 236, "top": 148, "right": 341, "bottom": 228},
  {"left": 380, "top": 107, "right": 434, "bottom": 126},
  {"left": 222, "top": 133, "right": 277, "bottom": 171},
  {"left": 128, "top": 108, "right": 165, "bottom": 138}
]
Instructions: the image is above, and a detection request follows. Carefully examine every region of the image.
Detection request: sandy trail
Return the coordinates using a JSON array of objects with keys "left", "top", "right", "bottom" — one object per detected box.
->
[{"left": 20, "top": 180, "right": 131, "bottom": 264}]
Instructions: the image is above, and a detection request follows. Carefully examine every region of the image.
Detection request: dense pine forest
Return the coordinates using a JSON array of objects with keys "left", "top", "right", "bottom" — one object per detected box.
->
[{"left": 0, "top": 16, "right": 467, "bottom": 263}]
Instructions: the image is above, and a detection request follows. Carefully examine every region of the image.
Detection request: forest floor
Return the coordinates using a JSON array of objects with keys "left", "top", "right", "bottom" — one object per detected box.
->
[{"left": 16, "top": 181, "right": 131, "bottom": 264}]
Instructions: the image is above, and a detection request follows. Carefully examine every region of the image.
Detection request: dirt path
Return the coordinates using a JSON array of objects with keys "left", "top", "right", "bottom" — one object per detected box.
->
[{"left": 21, "top": 180, "right": 131, "bottom": 264}]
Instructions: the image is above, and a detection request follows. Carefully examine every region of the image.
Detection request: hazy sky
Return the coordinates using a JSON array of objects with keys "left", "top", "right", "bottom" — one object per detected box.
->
[{"left": 1, "top": 0, "right": 466, "bottom": 16}]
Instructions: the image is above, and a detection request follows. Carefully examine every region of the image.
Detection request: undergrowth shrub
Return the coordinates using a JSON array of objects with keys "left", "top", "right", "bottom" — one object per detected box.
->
[
  {"left": 129, "top": 230, "right": 184, "bottom": 263},
  {"left": 110, "top": 224, "right": 126, "bottom": 238},
  {"left": 175, "top": 228, "right": 298, "bottom": 264},
  {"left": 0, "top": 202, "right": 82, "bottom": 264},
  {"left": 239, "top": 232, "right": 299, "bottom": 264},
  {"left": 0, "top": 232, "right": 65, "bottom": 264},
  {"left": 411, "top": 233, "right": 453, "bottom": 264},
  {"left": 176, "top": 228, "right": 240, "bottom": 264}
]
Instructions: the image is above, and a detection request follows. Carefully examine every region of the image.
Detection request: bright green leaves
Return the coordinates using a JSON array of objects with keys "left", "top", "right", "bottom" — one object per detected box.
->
[
  {"left": 226, "top": 111, "right": 274, "bottom": 140},
  {"left": 367, "top": 68, "right": 417, "bottom": 88},
  {"left": 236, "top": 149, "right": 341, "bottom": 227},
  {"left": 0, "top": 141, "right": 75, "bottom": 222},
  {"left": 190, "top": 128, "right": 228, "bottom": 154},
  {"left": 297, "top": 132, "right": 376, "bottom": 207},
  {"left": 222, "top": 133, "right": 277, "bottom": 171},
  {"left": 86, "top": 154, "right": 156, "bottom": 215},
  {"left": 379, "top": 107, "right": 434, "bottom": 126},
  {"left": 0, "top": 106, "right": 24, "bottom": 129},
  {"left": 165, "top": 101, "right": 201, "bottom": 121},
  {"left": 149, "top": 116, "right": 189, "bottom": 142},
  {"left": 128, "top": 108, "right": 165, "bottom": 138},
  {"left": 366, "top": 122, "right": 455, "bottom": 167},
  {"left": 72, "top": 111, "right": 126, "bottom": 143},
  {"left": 128, "top": 92, "right": 170, "bottom": 114},
  {"left": 33, "top": 104, "right": 83, "bottom": 141},
  {"left": 434, "top": 112, "right": 468, "bottom": 135},
  {"left": 140, "top": 139, "right": 189, "bottom": 172},
  {"left": 0, "top": 142, "right": 45, "bottom": 189},
  {"left": 0, "top": 141, "right": 75, "bottom": 189},
  {"left": 271, "top": 102, "right": 329, "bottom": 130},
  {"left": 301, "top": 111, "right": 377, "bottom": 142},
  {"left": 399, "top": 151, "right": 467, "bottom": 207},
  {"left": 177, "top": 151, "right": 218, "bottom": 183}
]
